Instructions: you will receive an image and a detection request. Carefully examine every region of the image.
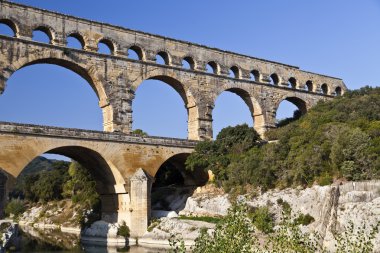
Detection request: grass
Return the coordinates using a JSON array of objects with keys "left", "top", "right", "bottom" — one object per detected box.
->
[{"left": 178, "top": 215, "right": 221, "bottom": 224}]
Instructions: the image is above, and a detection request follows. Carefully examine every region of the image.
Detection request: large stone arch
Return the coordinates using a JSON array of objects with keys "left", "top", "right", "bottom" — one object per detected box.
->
[
  {"left": 269, "top": 94, "right": 310, "bottom": 127},
  {"left": 130, "top": 71, "right": 201, "bottom": 140},
  {"left": 151, "top": 153, "right": 208, "bottom": 186},
  {"left": 0, "top": 143, "right": 127, "bottom": 221},
  {"left": 0, "top": 144, "right": 125, "bottom": 190},
  {"left": 0, "top": 54, "right": 122, "bottom": 132},
  {"left": 212, "top": 85, "right": 266, "bottom": 137},
  {"left": 274, "top": 95, "right": 309, "bottom": 116}
]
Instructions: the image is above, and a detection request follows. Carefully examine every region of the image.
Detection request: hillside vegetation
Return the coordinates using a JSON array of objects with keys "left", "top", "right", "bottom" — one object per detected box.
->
[{"left": 186, "top": 86, "right": 380, "bottom": 191}]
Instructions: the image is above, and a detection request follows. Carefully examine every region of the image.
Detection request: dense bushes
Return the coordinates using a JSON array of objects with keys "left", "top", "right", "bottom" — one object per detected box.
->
[
  {"left": 186, "top": 87, "right": 380, "bottom": 190},
  {"left": 4, "top": 199, "right": 25, "bottom": 218},
  {"left": 8, "top": 159, "right": 100, "bottom": 215},
  {"left": 170, "top": 203, "right": 379, "bottom": 253}
]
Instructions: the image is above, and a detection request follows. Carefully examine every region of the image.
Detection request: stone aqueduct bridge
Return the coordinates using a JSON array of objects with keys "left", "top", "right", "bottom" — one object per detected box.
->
[
  {"left": 0, "top": 122, "right": 199, "bottom": 236},
  {"left": 0, "top": 2, "right": 347, "bottom": 236},
  {"left": 0, "top": 1, "right": 347, "bottom": 139}
]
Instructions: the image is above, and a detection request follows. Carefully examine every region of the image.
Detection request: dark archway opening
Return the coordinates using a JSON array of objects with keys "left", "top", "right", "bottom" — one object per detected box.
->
[
  {"left": 206, "top": 61, "right": 218, "bottom": 74},
  {"left": 321, "top": 83, "right": 329, "bottom": 95},
  {"left": 66, "top": 33, "right": 85, "bottom": 49},
  {"left": 229, "top": 66, "right": 240, "bottom": 78},
  {"left": 98, "top": 39, "right": 114, "bottom": 55},
  {"left": 270, "top": 73, "right": 280, "bottom": 85},
  {"left": 306, "top": 80, "right": 313, "bottom": 92},
  {"left": 182, "top": 56, "right": 195, "bottom": 70},
  {"left": 128, "top": 46, "right": 143, "bottom": 60},
  {"left": 288, "top": 77, "right": 297, "bottom": 89},
  {"left": 0, "top": 63, "right": 103, "bottom": 130},
  {"left": 156, "top": 52, "right": 170, "bottom": 65},
  {"left": 250, "top": 70, "right": 261, "bottom": 82},
  {"left": 151, "top": 154, "right": 208, "bottom": 218},
  {"left": 335, "top": 86, "right": 342, "bottom": 96}
]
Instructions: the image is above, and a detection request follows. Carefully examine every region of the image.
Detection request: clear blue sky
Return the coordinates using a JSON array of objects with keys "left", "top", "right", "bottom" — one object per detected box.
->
[{"left": 0, "top": 0, "right": 379, "bottom": 144}]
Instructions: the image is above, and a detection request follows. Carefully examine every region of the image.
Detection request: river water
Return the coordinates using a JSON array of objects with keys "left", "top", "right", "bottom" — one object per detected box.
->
[{"left": 13, "top": 227, "right": 167, "bottom": 253}]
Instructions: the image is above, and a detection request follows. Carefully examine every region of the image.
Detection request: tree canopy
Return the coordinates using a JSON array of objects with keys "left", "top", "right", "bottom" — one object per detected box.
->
[{"left": 186, "top": 86, "right": 380, "bottom": 191}]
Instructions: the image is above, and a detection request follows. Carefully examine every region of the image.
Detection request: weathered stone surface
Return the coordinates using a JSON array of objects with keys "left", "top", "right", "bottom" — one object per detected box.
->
[
  {"left": 0, "top": 1, "right": 347, "bottom": 140},
  {"left": 245, "top": 181, "right": 380, "bottom": 252},
  {"left": 0, "top": 122, "right": 194, "bottom": 236}
]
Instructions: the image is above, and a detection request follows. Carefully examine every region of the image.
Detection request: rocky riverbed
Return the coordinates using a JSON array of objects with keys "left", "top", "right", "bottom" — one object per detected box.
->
[
  {"left": 11, "top": 180, "right": 380, "bottom": 252},
  {"left": 147, "top": 180, "right": 380, "bottom": 252}
]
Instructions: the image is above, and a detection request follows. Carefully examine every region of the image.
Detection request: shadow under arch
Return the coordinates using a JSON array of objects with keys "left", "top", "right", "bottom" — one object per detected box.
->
[
  {"left": 0, "top": 169, "right": 10, "bottom": 218},
  {"left": 152, "top": 153, "right": 209, "bottom": 187},
  {"left": 150, "top": 153, "right": 208, "bottom": 216},
  {"left": 133, "top": 74, "right": 200, "bottom": 140},
  {"left": 213, "top": 87, "right": 265, "bottom": 137}
]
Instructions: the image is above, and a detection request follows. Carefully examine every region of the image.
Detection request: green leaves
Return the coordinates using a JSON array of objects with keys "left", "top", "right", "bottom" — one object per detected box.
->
[{"left": 187, "top": 87, "right": 380, "bottom": 192}]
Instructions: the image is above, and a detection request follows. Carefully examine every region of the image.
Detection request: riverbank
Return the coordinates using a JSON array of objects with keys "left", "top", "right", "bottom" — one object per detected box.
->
[{"left": 6, "top": 180, "right": 380, "bottom": 251}]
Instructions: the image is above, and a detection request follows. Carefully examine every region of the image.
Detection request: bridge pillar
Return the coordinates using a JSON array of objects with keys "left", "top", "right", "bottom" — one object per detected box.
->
[
  {"left": 101, "top": 90, "right": 134, "bottom": 133},
  {"left": 129, "top": 168, "right": 151, "bottom": 237},
  {"left": 188, "top": 103, "right": 213, "bottom": 140}
]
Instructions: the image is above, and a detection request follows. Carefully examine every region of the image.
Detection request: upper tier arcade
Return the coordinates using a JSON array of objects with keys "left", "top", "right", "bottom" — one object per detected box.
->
[{"left": 0, "top": 1, "right": 347, "bottom": 140}]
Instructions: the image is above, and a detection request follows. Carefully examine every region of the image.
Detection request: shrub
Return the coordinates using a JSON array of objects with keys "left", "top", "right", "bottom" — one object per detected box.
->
[
  {"left": 250, "top": 206, "right": 274, "bottom": 234},
  {"left": 294, "top": 213, "right": 315, "bottom": 226},
  {"left": 277, "top": 198, "right": 291, "bottom": 214},
  {"left": 117, "top": 221, "right": 130, "bottom": 238},
  {"left": 317, "top": 173, "right": 333, "bottom": 186},
  {"left": 169, "top": 203, "right": 379, "bottom": 253},
  {"left": 5, "top": 199, "right": 26, "bottom": 218}
]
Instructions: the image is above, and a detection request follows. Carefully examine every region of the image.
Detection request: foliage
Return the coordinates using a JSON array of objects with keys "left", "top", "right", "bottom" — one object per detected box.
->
[
  {"left": 186, "top": 124, "right": 262, "bottom": 189},
  {"left": 265, "top": 211, "right": 322, "bottom": 253},
  {"left": 186, "top": 87, "right": 380, "bottom": 191},
  {"left": 178, "top": 215, "right": 221, "bottom": 224},
  {"left": 293, "top": 213, "right": 315, "bottom": 226},
  {"left": 8, "top": 158, "right": 101, "bottom": 227},
  {"left": 10, "top": 158, "right": 70, "bottom": 201},
  {"left": 117, "top": 221, "right": 130, "bottom": 238},
  {"left": 334, "top": 220, "right": 379, "bottom": 253},
  {"left": 147, "top": 218, "right": 161, "bottom": 232},
  {"left": 132, "top": 129, "right": 148, "bottom": 136},
  {"left": 62, "top": 162, "right": 99, "bottom": 209},
  {"left": 169, "top": 203, "right": 379, "bottom": 253},
  {"left": 4, "top": 199, "right": 25, "bottom": 218},
  {"left": 190, "top": 204, "right": 259, "bottom": 253},
  {"left": 249, "top": 206, "right": 274, "bottom": 234}
]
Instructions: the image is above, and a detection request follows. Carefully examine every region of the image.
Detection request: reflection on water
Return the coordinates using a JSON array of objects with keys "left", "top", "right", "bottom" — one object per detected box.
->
[{"left": 14, "top": 226, "right": 166, "bottom": 253}]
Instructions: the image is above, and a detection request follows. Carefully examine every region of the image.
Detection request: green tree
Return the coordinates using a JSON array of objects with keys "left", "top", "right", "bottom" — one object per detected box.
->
[{"left": 62, "top": 162, "right": 99, "bottom": 209}]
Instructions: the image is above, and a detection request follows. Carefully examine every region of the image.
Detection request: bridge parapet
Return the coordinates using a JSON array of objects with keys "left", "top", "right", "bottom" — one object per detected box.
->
[{"left": 0, "top": 122, "right": 198, "bottom": 148}]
